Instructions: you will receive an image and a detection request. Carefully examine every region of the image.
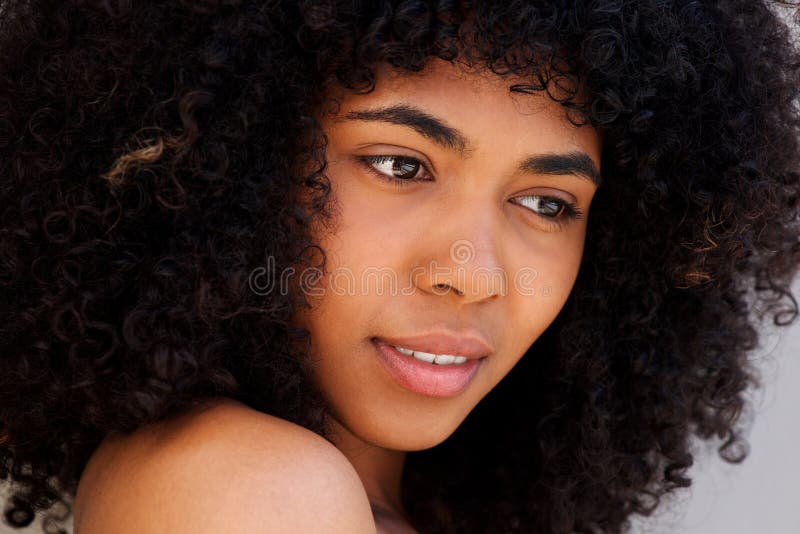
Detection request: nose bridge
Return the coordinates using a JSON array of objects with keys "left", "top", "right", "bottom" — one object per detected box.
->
[{"left": 423, "top": 196, "right": 506, "bottom": 302}]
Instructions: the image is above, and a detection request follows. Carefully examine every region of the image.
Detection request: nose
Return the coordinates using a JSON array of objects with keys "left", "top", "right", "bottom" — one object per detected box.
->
[{"left": 416, "top": 209, "right": 505, "bottom": 304}]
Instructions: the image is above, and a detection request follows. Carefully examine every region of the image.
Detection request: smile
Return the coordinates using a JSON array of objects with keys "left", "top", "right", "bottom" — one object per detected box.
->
[
  {"left": 391, "top": 345, "right": 469, "bottom": 365},
  {"left": 372, "top": 338, "right": 485, "bottom": 398}
]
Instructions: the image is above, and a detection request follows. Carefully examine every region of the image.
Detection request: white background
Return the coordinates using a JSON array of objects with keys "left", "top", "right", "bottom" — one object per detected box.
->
[{"left": 630, "top": 279, "right": 800, "bottom": 534}]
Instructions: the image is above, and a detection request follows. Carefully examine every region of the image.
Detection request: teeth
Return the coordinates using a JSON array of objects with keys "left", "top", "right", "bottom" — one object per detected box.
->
[
  {"left": 392, "top": 346, "right": 468, "bottom": 365},
  {"left": 433, "top": 354, "right": 456, "bottom": 365},
  {"left": 411, "top": 350, "right": 437, "bottom": 363}
]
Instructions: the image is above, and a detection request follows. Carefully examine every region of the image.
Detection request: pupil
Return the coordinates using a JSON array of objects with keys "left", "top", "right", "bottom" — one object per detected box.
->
[
  {"left": 392, "top": 157, "right": 418, "bottom": 178},
  {"left": 542, "top": 199, "right": 562, "bottom": 216}
]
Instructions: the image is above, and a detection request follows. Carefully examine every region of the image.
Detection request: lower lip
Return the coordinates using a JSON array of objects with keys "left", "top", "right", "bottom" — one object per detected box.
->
[{"left": 372, "top": 339, "right": 483, "bottom": 398}]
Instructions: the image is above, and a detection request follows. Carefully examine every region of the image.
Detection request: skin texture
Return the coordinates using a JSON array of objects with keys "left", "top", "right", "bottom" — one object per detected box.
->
[{"left": 292, "top": 58, "right": 601, "bottom": 524}]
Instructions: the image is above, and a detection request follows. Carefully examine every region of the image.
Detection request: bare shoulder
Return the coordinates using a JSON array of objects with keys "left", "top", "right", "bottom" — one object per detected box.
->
[{"left": 74, "top": 396, "right": 376, "bottom": 534}]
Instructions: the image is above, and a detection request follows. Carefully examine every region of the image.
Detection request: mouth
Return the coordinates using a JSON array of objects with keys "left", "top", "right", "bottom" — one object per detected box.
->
[{"left": 371, "top": 337, "right": 486, "bottom": 398}]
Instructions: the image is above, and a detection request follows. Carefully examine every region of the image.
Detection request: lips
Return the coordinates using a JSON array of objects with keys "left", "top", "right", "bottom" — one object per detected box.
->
[
  {"left": 372, "top": 330, "right": 493, "bottom": 360},
  {"left": 372, "top": 339, "right": 484, "bottom": 397}
]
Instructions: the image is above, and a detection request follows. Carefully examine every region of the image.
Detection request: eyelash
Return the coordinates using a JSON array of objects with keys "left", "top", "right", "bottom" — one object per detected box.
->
[{"left": 356, "top": 154, "right": 585, "bottom": 231}]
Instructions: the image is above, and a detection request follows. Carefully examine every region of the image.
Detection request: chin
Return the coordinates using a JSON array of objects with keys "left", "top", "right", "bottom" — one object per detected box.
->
[{"left": 348, "top": 407, "right": 470, "bottom": 451}]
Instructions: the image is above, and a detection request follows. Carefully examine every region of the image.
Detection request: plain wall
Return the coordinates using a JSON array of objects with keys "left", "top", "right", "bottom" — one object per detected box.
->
[{"left": 630, "top": 279, "right": 800, "bottom": 534}]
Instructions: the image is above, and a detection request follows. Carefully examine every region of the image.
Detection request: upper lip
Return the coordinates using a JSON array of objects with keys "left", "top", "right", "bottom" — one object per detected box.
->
[{"left": 374, "top": 330, "right": 493, "bottom": 359}]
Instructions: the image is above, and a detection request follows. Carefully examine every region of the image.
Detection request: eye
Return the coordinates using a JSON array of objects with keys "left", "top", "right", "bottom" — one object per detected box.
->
[
  {"left": 356, "top": 155, "right": 585, "bottom": 231},
  {"left": 356, "top": 155, "right": 433, "bottom": 186},
  {"left": 511, "top": 195, "right": 585, "bottom": 231}
]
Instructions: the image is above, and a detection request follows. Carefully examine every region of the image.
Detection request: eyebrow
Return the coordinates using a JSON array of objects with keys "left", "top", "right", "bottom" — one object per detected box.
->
[{"left": 342, "top": 103, "right": 603, "bottom": 188}]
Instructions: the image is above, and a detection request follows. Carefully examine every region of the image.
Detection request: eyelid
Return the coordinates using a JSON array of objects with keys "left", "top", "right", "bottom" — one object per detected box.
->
[
  {"left": 514, "top": 186, "right": 578, "bottom": 205},
  {"left": 353, "top": 144, "right": 438, "bottom": 174},
  {"left": 356, "top": 154, "right": 434, "bottom": 184},
  {"left": 510, "top": 195, "right": 585, "bottom": 232}
]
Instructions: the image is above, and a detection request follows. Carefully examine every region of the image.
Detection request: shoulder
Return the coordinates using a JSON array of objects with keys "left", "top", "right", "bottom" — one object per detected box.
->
[{"left": 74, "top": 396, "right": 375, "bottom": 534}]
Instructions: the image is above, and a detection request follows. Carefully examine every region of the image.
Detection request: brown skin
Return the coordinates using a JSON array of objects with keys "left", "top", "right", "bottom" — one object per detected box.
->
[
  {"left": 74, "top": 397, "right": 379, "bottom": 533},
  {"left": 293, "top": 58, "right": 602, "bottom": 528},
  {"left": 73, "top": 58, "right": 601, "bottom": 534}
]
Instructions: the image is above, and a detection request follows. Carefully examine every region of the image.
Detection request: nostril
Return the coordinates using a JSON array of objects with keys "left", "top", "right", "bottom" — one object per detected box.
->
[{"left": 434, "top": 283, "right": 463, "bottom": 296}]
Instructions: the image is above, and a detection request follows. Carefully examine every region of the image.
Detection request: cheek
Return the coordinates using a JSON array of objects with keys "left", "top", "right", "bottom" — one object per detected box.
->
[
  {"left": 537, "top": 240, "right": 585, "bottom": 303},
  {"left": 505, "top": 240, "right": 585, "bottom": 338},
  {"left": 321, "top": 179, "right": 421, "bottom": 275},
  {"left": 299, "top": 199, "right": 409, "bottom": 341},
  {"left": 505, "top": 199, "right": 589, "bottom": 299}
]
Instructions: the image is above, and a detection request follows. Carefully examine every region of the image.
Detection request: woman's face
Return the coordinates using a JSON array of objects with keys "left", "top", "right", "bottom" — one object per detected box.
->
[{"left": 294, "top": 58, "right": 601, "bottom": 451}]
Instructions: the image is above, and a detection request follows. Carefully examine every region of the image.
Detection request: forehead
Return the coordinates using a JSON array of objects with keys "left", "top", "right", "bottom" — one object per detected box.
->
[
  {"left": 321, "top": 58, "right": 601, "bottom": 170},
  {"left": 325, "top": 58, "right": 561, "bottom": 120}
]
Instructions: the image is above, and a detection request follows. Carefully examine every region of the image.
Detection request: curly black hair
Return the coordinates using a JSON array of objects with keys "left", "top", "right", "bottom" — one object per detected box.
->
[{"left": 1, "top": 0, "right": 799, "bottom": 532}]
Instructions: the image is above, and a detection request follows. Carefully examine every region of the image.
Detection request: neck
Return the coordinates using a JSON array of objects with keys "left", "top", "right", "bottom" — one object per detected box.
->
[{"left": 326, "top": 416, "right": 408, "bottom": 515}]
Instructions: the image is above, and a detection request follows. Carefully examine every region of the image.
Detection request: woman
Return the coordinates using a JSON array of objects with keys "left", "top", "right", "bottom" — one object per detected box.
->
[{"left": 1, "top": 1, "right": 799, "bottom": 533}]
